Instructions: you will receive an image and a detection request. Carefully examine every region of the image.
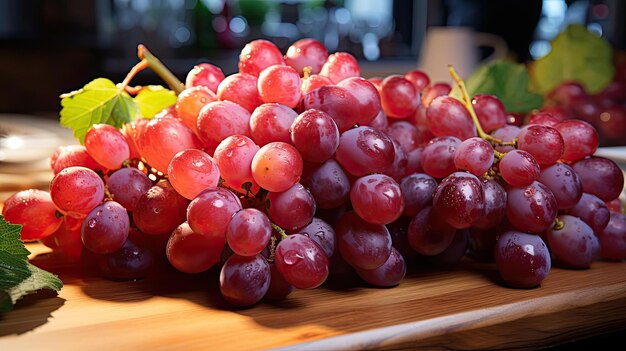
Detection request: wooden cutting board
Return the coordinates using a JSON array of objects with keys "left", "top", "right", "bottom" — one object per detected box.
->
[{"left": 1, "top": 243, "right": 626, "bottom": 350}]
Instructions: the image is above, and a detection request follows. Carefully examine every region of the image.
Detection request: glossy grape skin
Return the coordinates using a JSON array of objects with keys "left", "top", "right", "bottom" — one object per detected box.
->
[
  {"left": 196, "top": 100, "right": 251, "bottom": 154},
  {"left": 491, "top": 125, "right": 520, "bottom": 153},
  {"left": 407, "top": 206, "right": 456, "bottom": 256},
  {"left": 421, "top": 83, "right": 451, "bottom": 107},
  {"left": 238, "top": 39, "right": 285, "bottom": 77},
  {"left": 284, "top": 38, "right": 329, "bottom": 75},
  {"left": 506, "top": 181, "right": 558, "bottom": 234},
  {"left": 572, "top": 156, "right": 624, "bottom": 202},
  {"left": 52, "top": 144, "right": 107, "bottom": 175},
  {"left": 166, "top": 222, "right": 224, "bottom": 273},
  {"left": 319, "top": 52, "right": 360, "bottom": 83},
  {"left": 471, "top": 95, "right": 507, "bottom": 133},
  {"left": 84, "top": 124, "right": 129, "bottom": 170},
  {"left": 495, "top": 231, "right": 551, "bottom": 288},
  {"left": 404, "top": 69, "right": 430, "bottom": 92},
  {"left": 554, "top": 120, "right": 599, "bottom": 163},
  {"left": 405, "top": 147, "right": 425, "bottom": 175},
  {"left": 216, "top": 73, "right": 262, "bottom": 113},
  {"left": 473, "top": 180, "right": 507, "bottom": 229},
  {"left": 432, "top": 172, "right": 485, "bottom": 229},
  {"left": 137, "top": 116, "right": 200, "bottom": 174},
  {"left": 499, "top": 149, "right": 540, "bottom": 187},
  {"left": 187, "top": 187, "right": 242, "bottom": 240},
  {"left": 426, "top": 96, "right": 477, "bottom": 140},
  {"left": 41, "top": 215, "right": 83, "bottom": 250},
  {"left": 220, "top": 254, "right": 270, "bottom": 307},
  {"left": 335, "top": 211, "right": 393, "bottom": 270},
  {"left": 50, "top": 166, "right": 105, "bottom": 218},
  {"left": 516, "top": 125, "right": 564, "bottom": 167},
  {"left": 350, "top": 174, "right": 404, "bottom": 225},
  {"left": 213, "top": 135, "right": 260, "bottom": 191},
  {"left": 385, "top": 139, "right": 409, "bottom": 182},
  {"left": 97, "top": 239, "right": 153, "bottom": 281},
  {"left": 81, "top": 201, "right": 129, "bottom": 254},
  {"left": 185, "top": 63, "right": 225, "bottom": 92},
  {"left": 399, "top": 173, "right": 437, "bottom": 217},
  {"left": 2, "top": 189, "right": 62, "bottom": 241},
  {"left": 167, "top": 149, "right": 221, "bottom": 200},
  {"left": 250, "top": 103, "right": 298, "bottom": 146},
  {"left": 335, "top": 126, "right": 395, "bottom": 177},
  {"left": 267, "top": 183, "right": 316, "bottom": 232},
  {"left": 226, "top": 208, "right": 272, "bottom": 257},
  {"left": 290, "top": 109, "right": 340, "bottom": 163},
  {"left": 597, "top": 212, "right": 626, "bottom": 260},
  {"left": 527, "top": 111, "right": 560, "bottom": 127},
  {"left": 356, "top": 247, "right": 406, "bottom": 287},
  {"left": 420, "top": 136, "right": 461, "bottom": 179},
  {"left": 298, "top": 217, "right": 336, "bottom": 258},
  {"left": 380, "top": 75, "right": 419, "bottom": 118},
  {"left": 300, "top": 159, "right": 350, "bottom": 209},
  {"left": 174, "top": 86, "right": 217, "bottom": 134},
  {"left": 133, "top": 180, "right": 189, "bottom": 236},
  {"left": 546, "top": 215, "right": 599, "bottom": 269},
  {"left": 536, "top": 163, "right": 582, "bottom": 210},
  {"left": 568, "top": 193, "right": 610, "bottom": 233},
  {"left": 258, "top": 65, "right": 302, "bottom": 108},
  {"left": 336, "top": 77, "right": 382, "bottom": 125},
  {"left": 106, "top": 168, "right": 152, "bottom": 211},
  {"left": 251, "top": 141, "right": 303, "bottom": 192},
  {"left": 300, "top": 74, "right": 333, "bottom": 94},
  {"left": 368, "top": 109, "right": 389, "bottom": 131},
  {"left": 274, "top": 234, "right": 329, "bottom": 289},
  {"left": 386, "top": 121, "right": 421, "bottom": 152},
  {"left": 453, "top": 137, "right": 494, "bottom": 177}
]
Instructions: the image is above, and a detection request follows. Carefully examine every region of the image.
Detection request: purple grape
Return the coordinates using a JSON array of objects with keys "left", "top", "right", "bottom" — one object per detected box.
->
[
  {"left": 407, "top": 206, "right": 456, "bottom": 256},
  {"left": 432, "top": 172, "right": 485, "bottom": 229},
  {"left": 546, "top": 215, "right": 599, "bottom": 269},
  {"left": 298, "top": 217, "right": 336, "bottom": 258},
  {"left": 335, "top": 211, "right": 392, "bottom": 270},
  {"left": 572, "top": 156, "right": 624, "bottom": 202},
  {"left": 350, "top": 174, "right": 404, "bottom": 225},
  {"left": 399, "top": 173, "right": 437, "bottom": 217},
  {"left": 536, "top": 162, "right": 582, "bottom": 210},
  {"left": 220, "top": 254, "right": 270, "bottom": 307},
  {"left": 506, "top": 181, "right": 557, "bottom": 234},
  {"left": 274, "top": 234, "right": 329, "bottom": 289},
  {"left": 495, "top": 230, "right": 551, "bottom": 288},
  {"left": 597, "top": 212, "right": 626, "bottom": 260},
  {"left": 568, "top": 193, "right": 610, "bottom": 234},
  {"left": 355, "top": 247, "right": 406, "bottom": 287},
  {"left": 473, "top": 179, "right": 507, "bottom": 229}
]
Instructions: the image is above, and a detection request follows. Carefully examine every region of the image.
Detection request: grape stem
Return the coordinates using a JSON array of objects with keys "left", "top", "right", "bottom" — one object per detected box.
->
[
  {"left": 448, "top": 66, "right": 515, "bottom": 148},
  {"left": 553, "top": 217, "right": 565, "bottom": 230},
  {"left": 118, "top": 59, "right": 149, "bottom": 92},
  {"left": 271, "top": 223, "right": 289, "bottom": 240},
  {"left": 137, "top": 44, "right": 185, "bottom": 95}
]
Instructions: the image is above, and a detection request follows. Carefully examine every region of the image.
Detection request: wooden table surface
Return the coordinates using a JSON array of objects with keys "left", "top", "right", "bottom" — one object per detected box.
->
[{"left": 1, "top": 243, "right": 626, "bottom": 350}]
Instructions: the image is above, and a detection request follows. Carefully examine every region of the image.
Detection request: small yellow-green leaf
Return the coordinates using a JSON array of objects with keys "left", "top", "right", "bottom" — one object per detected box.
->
[{"left": 134, "top": 85, "right": 177, "bottom": 119}]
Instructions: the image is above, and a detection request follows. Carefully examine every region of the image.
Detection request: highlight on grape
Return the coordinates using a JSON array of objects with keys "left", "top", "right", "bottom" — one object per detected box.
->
[{"left": 2, "top": 38, "right": 625, "bottom": 308}]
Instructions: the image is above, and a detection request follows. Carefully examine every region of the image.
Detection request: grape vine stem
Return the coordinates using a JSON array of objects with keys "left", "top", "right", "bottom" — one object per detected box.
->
[
  {"left": 138, "top": 44, "right": 185, "bottom": 95},
  {"left": 448, "top": 65, "right": 515, "bottom": 149}
]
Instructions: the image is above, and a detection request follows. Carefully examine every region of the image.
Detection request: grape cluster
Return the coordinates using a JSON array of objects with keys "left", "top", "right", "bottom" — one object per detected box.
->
[{"left": 2, "top": 38, "right": 626, "bottom": 307}]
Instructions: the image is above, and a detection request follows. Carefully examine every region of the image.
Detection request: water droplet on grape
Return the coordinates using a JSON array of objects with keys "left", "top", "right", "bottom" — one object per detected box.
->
[
  {"left": 283, "top": 250, "right": 303, "bottom": 265},
  {"left": 88, "top": 218, "right": 97, "bottom": 228}
]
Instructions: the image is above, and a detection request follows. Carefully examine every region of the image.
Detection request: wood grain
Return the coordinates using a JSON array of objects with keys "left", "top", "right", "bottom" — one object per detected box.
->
[{"left": 1, "top": 244, "right": 626, "bottom": 350}]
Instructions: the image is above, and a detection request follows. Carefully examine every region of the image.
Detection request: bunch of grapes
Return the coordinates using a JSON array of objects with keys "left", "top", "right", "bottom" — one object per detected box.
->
[{"left": 2, "top": 38, "right": 626, "bottom": 308}]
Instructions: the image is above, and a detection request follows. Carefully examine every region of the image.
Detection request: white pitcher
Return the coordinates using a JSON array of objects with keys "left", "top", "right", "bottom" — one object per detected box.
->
[{"left": 417, "top": 26, "right": 508, "bottom": 83}]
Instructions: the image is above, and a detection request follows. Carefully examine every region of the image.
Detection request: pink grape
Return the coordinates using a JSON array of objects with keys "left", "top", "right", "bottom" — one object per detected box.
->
[
  {"left": 386, "top": 120, "right": 421, "bottom": 152},
  {"left": 335, "top": 126, "right": 395, "bottom": 177},
  {"left": 167, "top": 149, "right": 221, "bottom": 200},
  {"left": 290, "top": 109, "right": 340, "bottom": 163},
  {"left": 174, "top": 85, "right": 217, "bottom": 134},
  {"left": 319, "top": 52, "right": 360, "bottom": 83},
  {"left": 426, "top": 96, "right": 477, "bottom": 140},
  {"left": 84, "top": 124, "right": 129, "bottom": 170},
  {"left": 284, "top": 38, "right": 329, "bottom": 75},
  {"left": 220, "top": 254, "right": 270, "bottom": 307},
  {"left": 2, "top": 189, "right": 62, "bottom": 241},
  {"left": 404, "top": 69, "right": 430, "bottom": 92},
  {"left": 167, "top": 222, "right": 224, "bottom": 273},
  {"left": 187, "top": 187, "right": 242, "bottom": 240},
  {"left": 471, "top": 94, "right": 507, "bottom": 132},
  {"left": 300, "top": 74, "right": 333, "bottom": 94},
  {"left": 491, "top": 125, "right": 520, "bottom": 153},
  {"left": 106, "top": 168, "right": 152, "bottom": 211},
  {"left": 516, "top": 125, "right": 564, "bottom": 167},
  {"left": 238, "top": 39, "right": 285, "bottom": 77},
  {"left": 81, "top": 201, "right": 129, "bottom": 254},
  {"left": 52, "top": 145, "right": 107, "bottom": 175},
  {"left": 274, "top": 234, "right": 329, "bottom": 289},
  {"left": 527, "top": 111, "right": 560, "bottom": 127},
  {"left": 385, "top": 139, "right": 409, "bottom": 182},
  {"left": 554, "top": 119, "right": 599, "bottom": 163},
  {"left": 250, "top": 103, "right": 297, "bottom": 146},
  {"left": 213, "top": 135, "right": 260, "bottom": 192},
  {"left": 495, "top": 230, "right": 551, "bottom": 288},
  {"left": 266, "top": 183, "right": 316, "bottom": 231},
  {"left": 258, "top": 65, "right": 302, "bottom": 108},
  {"left": 506, "top": 181, "right": 557, "bottom": 234},
  {"left": 453, "top": 137, "right": 494, "bottom": 176},
  {"left": 421, "top": 83, "right": 451, "bottom": 107},
  {"left": 226, "top": 208, "right": 272, "bottom": 257},
  {"left": 335, "top": 211, "right": 392, "bottom": 270},
  {"left": 350, "top": 174, "right": 404, "bottom": 225},
  {"left": 380, "top": 75, "right": 419, "bottom": 118},
  {"left": 499, "top": 149, "right": 540, "bottom": 187},
  {"left": 251, "top": 142, "right": 303, "bottom": 192},
  {"left": 420, "top": 136, "right": 461, "bottom": 179},
  {"left": 216, "top": 73, "right": 262, "bottom": 113},
  {"left": 50, "top": 166, "right": 105, "bottom": 218},
  {"left": 133, "top": 180, "right": 189, "bottom": 235},
  {"left": 197, "top": 100, "right": 251, "bottom": 154},
  {"left": 185, "top": 63, "right": 225, "bottom": 92}
]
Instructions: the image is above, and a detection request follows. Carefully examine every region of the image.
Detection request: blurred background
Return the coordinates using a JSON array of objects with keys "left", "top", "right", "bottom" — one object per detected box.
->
[{"left": 0, "top": 0, "right": 624, "bottom": 115}]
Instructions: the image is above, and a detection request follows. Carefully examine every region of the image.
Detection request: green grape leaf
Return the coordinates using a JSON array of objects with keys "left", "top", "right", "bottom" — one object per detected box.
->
[
  {"left": 134, "top": 85, "right": 177, "bottom": 119},
  {"left": 450, "top": 60, "right": 543, "bottom": 113},
  {"left": 59, "top": 78, "right": 139, "bottom": 143},
  {"left": 530, "top": 24, "right": 614, "bottom": 95},
  {"left": 0, "top": 215, "right": 63, "bottom": 312}
]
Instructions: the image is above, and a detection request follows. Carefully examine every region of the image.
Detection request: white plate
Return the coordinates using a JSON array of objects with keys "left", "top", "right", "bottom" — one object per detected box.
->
[{"left": 0, "top": 114, "right": 71, "bottom": 164}]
